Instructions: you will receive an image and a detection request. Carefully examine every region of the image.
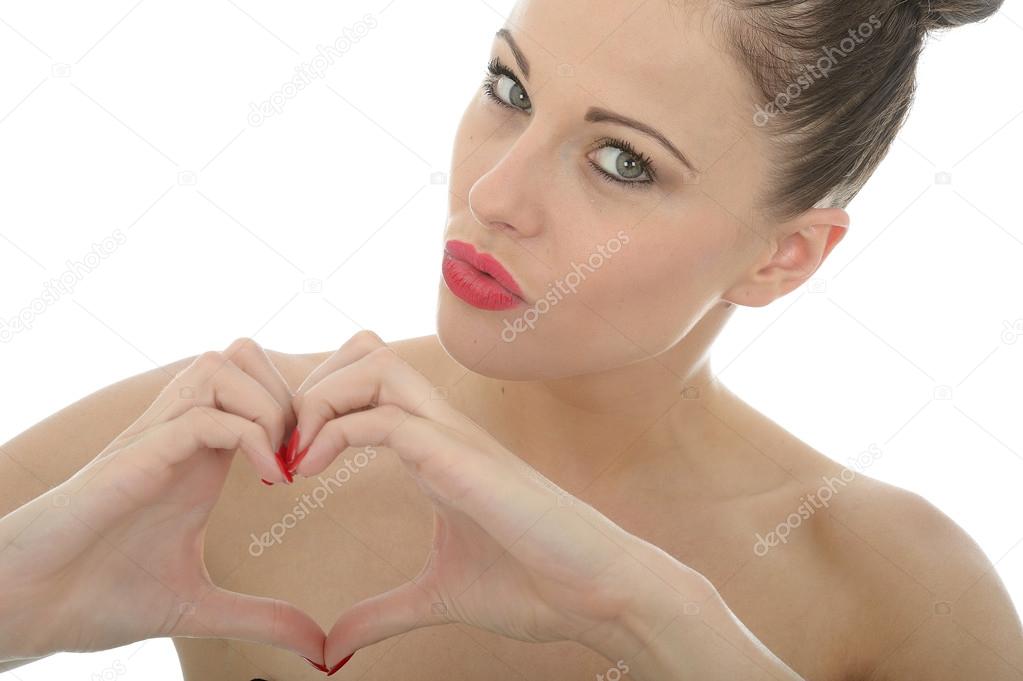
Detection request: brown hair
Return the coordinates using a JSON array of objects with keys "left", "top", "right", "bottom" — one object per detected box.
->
[{"left": 716, "top": 0, "right": 1004, "bottom": 223}]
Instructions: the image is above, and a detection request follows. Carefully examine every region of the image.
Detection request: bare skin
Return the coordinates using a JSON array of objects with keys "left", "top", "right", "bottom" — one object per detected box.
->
[
  {"left": 158, "top": 336, "right": 1019, "bottom": 681},
  {"left": 2, "top": 0, "right": 1019, "bottom": 678}
]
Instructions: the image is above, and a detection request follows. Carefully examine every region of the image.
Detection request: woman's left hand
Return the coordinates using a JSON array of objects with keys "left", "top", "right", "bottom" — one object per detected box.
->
[{"left": 287, "top": 331, "right": 713, "bottom": 672}]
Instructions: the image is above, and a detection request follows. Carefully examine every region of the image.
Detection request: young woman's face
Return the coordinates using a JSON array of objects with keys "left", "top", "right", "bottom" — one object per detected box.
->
[{"left": 437, "top": 0, "right": 774, "bottom": 380}]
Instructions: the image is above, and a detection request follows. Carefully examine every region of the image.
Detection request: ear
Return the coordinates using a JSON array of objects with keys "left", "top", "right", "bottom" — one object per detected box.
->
[{"left": 722, "top": 207, "right": 849, "bottom": 308}]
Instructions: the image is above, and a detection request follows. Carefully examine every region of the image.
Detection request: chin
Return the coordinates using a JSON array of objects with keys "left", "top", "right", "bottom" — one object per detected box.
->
[
  {"left": 435, "top": 285, "right": 564, "bottom": 381},
  {"left": 434, "top": 284, "right": 639, "bottom": 381}
]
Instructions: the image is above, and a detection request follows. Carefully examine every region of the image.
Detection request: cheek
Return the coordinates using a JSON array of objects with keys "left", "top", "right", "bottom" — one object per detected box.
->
[{"left": 554, "top": 224, "right": 731, "bottom": 348}]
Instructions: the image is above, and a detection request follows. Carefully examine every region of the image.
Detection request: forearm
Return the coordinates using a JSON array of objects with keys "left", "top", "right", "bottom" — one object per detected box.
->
[
  {"left": 0, "top": 656, "right": 51, "bottom": 673},
  {"left": 581, "top": 544, "right": 805, "bottom": 680}
]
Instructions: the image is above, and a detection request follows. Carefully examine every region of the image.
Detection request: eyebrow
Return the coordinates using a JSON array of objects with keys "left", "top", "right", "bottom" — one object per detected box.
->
[{"left": 495, "top": 28, "right": 699, "bottom": 174}]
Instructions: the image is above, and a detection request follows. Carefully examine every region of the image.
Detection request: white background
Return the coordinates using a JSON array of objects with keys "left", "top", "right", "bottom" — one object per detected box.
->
[{"left": 1, "top": 0, "right": 1021, "bottom": 678}]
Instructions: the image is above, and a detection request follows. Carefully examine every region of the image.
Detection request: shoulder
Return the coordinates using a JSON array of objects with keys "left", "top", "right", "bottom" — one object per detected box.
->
[{"left": 803, "top": 467, "right": 1023, "bottom": 680}]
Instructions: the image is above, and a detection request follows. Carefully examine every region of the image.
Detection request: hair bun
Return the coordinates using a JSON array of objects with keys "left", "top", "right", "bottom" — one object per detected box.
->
[{"left": 917, "top": 0, "right": 1005, "bottom": 30}]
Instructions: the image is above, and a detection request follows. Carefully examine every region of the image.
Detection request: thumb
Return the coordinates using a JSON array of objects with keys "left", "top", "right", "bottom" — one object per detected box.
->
[
  {"left": 174, "top": 586, "right": 326, "bottom": 665},
  {"left": 325, "top": 578, "right": 447, "bottom": 667}
]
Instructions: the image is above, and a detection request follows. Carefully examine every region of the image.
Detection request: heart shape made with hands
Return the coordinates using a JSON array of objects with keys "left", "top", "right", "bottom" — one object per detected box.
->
[
  {"left": 197, "top": 331, "right": 653, "bottom": 677},
  {"left": 221, "top": 331, "right": 488, "bottom": 676}
]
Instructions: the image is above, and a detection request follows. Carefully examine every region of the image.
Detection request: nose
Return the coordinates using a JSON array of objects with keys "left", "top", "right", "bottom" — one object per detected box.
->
[{"left": 466, "top": 123, "right": 548, "bottom": 239}]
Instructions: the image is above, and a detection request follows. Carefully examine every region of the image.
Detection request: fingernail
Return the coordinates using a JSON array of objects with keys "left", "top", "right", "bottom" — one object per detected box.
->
[
  {"left": 284, "top": 427, "right": 301, "bottom": 467},
  {"left": 326, "top": 651, "right": 355, "bottom": 676},
  {"left": 301, "top": 656, "right": 328, "bottom": 672},
  {"left": 288, "top": 445, "right": 310, "bottom": 476},
  {"left": 260, "top": 478, "right": 274, "bottom": 486},
  {"left": 274, "top": 446, "right": 293, "bottom": 484}
]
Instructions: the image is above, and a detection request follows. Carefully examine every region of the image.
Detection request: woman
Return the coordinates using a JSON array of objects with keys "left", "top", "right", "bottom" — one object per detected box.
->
[{"left": 2, "top": 0, "right": 1020, "bottom": 679}]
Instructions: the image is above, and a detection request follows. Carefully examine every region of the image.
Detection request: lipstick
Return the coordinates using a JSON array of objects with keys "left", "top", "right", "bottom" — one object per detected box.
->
[{"left": 442, "top": 239, "right": 526, "bottom": 311}]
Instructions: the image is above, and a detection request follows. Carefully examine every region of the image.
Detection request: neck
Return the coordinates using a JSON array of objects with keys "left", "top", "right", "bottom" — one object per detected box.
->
[{"left": 459, "top": 302, "right": 742, "bottom": 486}]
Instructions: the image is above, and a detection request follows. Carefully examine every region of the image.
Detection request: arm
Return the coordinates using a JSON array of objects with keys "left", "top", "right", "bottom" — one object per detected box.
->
[
  {"left": 579, "top": 539, "right": 805, "bottom": 680},
  {"left": 0, "top": 354, "right": 194, "bottom": 668},
  {"left": 0, "top": 656, "right": 51, "bottom": 673},
  {"left": 0, "top": 353, "right": 198, "bottom": 517}
]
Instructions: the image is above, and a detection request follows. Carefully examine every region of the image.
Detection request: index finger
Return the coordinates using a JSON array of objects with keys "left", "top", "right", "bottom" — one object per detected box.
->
[
  {"left": 220, "top": 337, "right": 297, "bottom": 444},
  {"left": 294, "top": 330, "right": 388, "bottom": 397}
]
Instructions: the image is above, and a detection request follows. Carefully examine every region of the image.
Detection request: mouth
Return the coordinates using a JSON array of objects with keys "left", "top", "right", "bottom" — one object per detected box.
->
[{"left": 442, "top": 239, "right": 526, "bottom": 311}]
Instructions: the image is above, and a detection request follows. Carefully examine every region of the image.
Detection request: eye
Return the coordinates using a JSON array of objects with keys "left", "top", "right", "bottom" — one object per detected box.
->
[
  {"left": 481, "top": 57, "right": 532, "bottom": 112},
  {"left": 587, "top": 137, "right": 657, "bottom": 188},
  {"left": 479, "top": 58, "right": 658, "bottom": 191}
]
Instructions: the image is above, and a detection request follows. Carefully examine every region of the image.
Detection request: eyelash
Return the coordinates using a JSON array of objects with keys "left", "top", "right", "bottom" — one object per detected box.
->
[{"left": 480, "top": 57, "right": 658, "bottom": 191}]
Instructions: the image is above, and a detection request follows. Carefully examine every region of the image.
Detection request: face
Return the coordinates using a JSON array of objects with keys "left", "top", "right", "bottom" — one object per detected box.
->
[{"left": 436, "top": 0, "right": 819, "bottom": 381}]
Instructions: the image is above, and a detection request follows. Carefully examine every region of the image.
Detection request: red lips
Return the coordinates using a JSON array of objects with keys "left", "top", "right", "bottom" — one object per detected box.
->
[{"left": 443, "top": 240, "right": 525, "bottom": 299}]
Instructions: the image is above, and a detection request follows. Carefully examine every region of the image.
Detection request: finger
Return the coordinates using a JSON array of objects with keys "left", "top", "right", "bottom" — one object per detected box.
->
[
  {"left": 220, "top": 337, "right": 297, "bottom": 439},
  {"left": 324, "top": 578, "right": 444, "bottom": 669},
  {"left": 83, "top": 407, "right": 279, "bottom": 517},
  {"left": 155, "top": 406, "right": 280, "bottom": 482},
  {"left": 175, "top": 585, "right": 326, "bottom": 665},
  {"left": 294, "top": 329, "right": 387, "bottom": 398},
  {"left": 292, "top": 346, "right": 460, "bottom": 462},
  {"left": 123, "top": 353, "right": 291, "bottom": 481},
  {"left": 293, "top": 405, "right": 548, "bottom": 548}
]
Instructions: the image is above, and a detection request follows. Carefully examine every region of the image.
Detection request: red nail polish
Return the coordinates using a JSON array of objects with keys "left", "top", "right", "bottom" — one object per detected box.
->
[
  {"left": 288, "top": 445, "right": 310, "bottom": 475},
  {"left": 284, "top": 427, "right": 300, "bottom": 467},
  {"left": 260, "top": 478, "right": 274, "bottom": 486},
  {"left": 302, "top": 656, "right": 328, "bottom": 672},
  {"left": 274, "top": 446, "right": 293, "bottom": 483},
  {"left": 326, "top": 651, "right": 355, "bottom": 676}
]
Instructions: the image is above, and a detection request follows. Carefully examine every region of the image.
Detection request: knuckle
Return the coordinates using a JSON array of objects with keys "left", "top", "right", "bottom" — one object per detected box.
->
[
  {"left": 193, "top": 350, "right": 226, "bottom": 373},
  {"left": 376, "top": 403, "right": 405, "bottom": 420},
  {"left": 367, "top": 345, "right": 397, "bottom": 368},
  {"left": 351, "top": 329, "right": 385, "bottom": 352},
  {"left": 224, "top": 336, "right": 261, "bottom": 358}
]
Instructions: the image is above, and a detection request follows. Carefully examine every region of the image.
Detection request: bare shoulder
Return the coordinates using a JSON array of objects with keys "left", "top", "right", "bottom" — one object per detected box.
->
[
  {"left": 796, "top": 460, "right": 1023, "bottom": 680},
  {"left": 0, "top": 353, "right": 198, "bottom": 517}
]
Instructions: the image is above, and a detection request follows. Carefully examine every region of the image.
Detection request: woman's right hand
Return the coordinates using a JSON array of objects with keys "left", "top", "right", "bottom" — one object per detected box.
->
[{"left": 0, "top": 339, "right": 326, "bottom": 667}]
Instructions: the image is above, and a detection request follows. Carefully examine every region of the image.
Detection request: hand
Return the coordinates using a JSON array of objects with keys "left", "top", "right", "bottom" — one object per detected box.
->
[
  {"left": 289, "top": 331, "right": 713, "bottom": 672},
  {"left": 0, "top": 339, "right": 326, "bottom": 667}
]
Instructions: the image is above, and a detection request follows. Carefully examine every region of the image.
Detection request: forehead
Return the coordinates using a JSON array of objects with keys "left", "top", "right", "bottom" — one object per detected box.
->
[{"left": 503, "top": 0, "right": 757, "bottom": 167}]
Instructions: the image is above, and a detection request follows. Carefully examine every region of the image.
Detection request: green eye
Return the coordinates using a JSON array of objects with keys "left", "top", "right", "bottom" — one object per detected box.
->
[
  {"left": 589, "top": 144, "right": 652, "bottom": 183},
  {"left": 481, "top": 58, "right": 532, "bottom": 112},
  {"left": 479, "top": 57, "right": 657, "bottom": 191}
]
